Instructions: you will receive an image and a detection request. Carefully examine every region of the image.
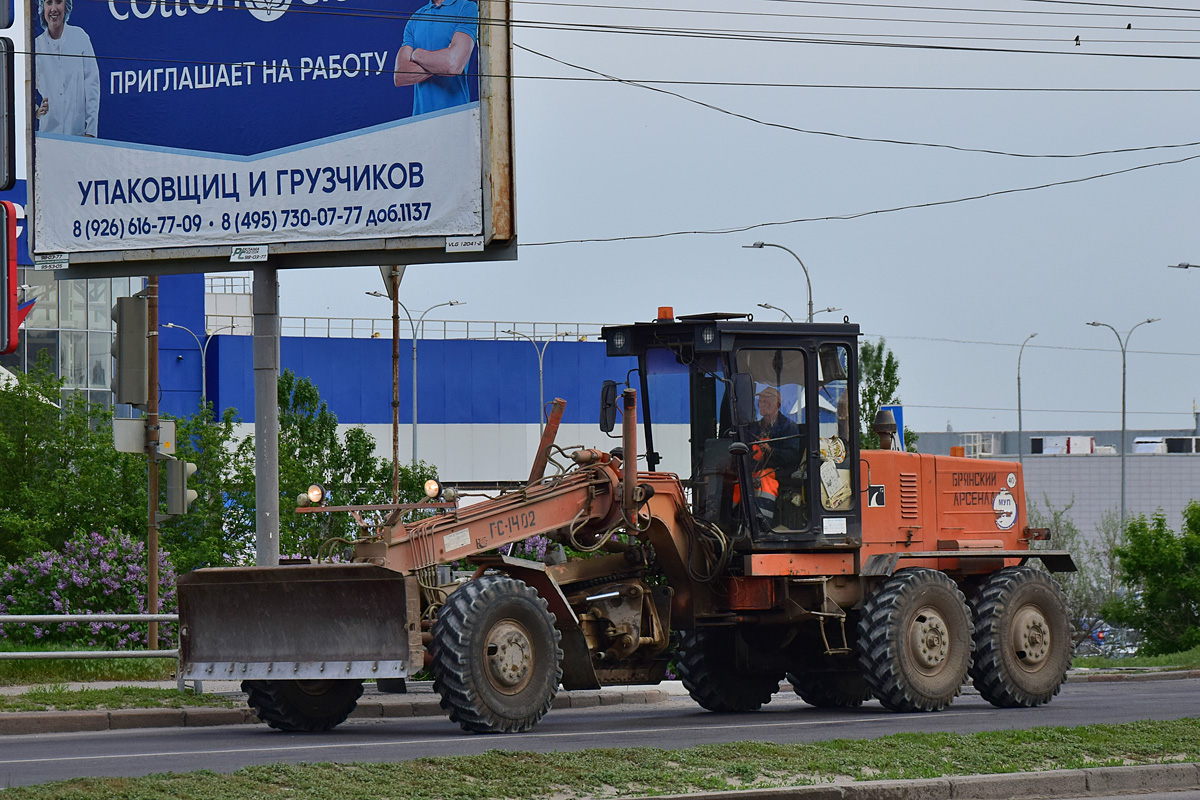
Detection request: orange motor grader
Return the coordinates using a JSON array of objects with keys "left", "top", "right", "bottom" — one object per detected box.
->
[{"left": 178, "top": 312, "right": 1074, "bottom": 734}]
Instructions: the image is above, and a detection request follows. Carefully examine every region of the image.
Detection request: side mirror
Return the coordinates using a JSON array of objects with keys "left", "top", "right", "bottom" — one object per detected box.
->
[
  {"left": 731, "top": 373, "right": 756, "bottom": 426},
  {"left": 599, "top": 380, "right": 618, "bottom": 433}
]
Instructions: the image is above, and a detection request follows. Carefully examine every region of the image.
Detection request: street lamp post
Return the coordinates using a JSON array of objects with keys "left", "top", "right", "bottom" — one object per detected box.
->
[
  {"left": 757, "top": 303, "right": 840, "bottom": 322},
  {"left": 161, "top": 322, "right": 234, "bottom": 407},
  {"left": 1017, "top": 332, "right": 1038, "bottom": 466},
  {"left": 503, "top": 330, "right": 568, "bottom": 436},
  {"left": 362, "top": 297, "right": 460, "bottom": 465},
  {"left": 744, "top": 242, "right": 814, "bottom": 323},
  {"left": 1087, "top": 317, "right": 1160, "bottom": 525}
]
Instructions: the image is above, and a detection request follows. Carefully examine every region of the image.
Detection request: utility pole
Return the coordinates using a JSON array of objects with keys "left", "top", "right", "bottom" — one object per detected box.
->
[
  {"left": 145, "top": 277, "right": 160, "bottom": 650},
  {"left": 389, "top": 267, "right": 404, "bottom": 503}
]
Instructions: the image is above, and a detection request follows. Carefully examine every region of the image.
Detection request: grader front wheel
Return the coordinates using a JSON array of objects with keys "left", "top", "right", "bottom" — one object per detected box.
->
[
  {"left": 858, "top": 569, "right": 974, "bottom": 712},
  {"left": 431, "top": 575, "right": 563, "bottom": 733},
  {"left": 242, "top": 679, "right": 364, "bottom": 732},
  {"left": 969, "top": 566, "right": 1072, "bottom": 707}
]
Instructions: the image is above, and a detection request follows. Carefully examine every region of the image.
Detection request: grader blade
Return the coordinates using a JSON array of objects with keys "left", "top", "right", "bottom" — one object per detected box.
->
[{"left": 178, "top": 565, "right": 421, "bottom": 682}]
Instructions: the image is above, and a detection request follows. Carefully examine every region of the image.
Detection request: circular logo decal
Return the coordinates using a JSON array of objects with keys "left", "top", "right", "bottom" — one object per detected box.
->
[
  {"left": 1007, "top": 472, "right": 1017, "bottom": 489},
  {"left": 993, "top": 489, "right": 1017, "bottom": 530},
  {"left": 820, "top": 436, "right": 847, "bottom": 463},
  {"left": 247, "top": 0, "right": 290, "bottom": 21}
]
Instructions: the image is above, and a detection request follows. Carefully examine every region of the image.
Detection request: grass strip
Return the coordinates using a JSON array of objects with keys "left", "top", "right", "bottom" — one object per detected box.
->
[
  {"left": 0, "top": 645, "right": 176, "bottom": 686},
  {"left": 1073, "top": 643, "right": 1200, "bottom": 671},
  {"left": 0, "top": 685, "right": 242, "bottom": 712},
  {"left": 4, "top": 717, "right": 1199, "bottom": 799}
]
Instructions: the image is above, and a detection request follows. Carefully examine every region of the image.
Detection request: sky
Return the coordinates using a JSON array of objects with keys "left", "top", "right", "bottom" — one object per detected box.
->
[{"left": 275, "top": 0, "right": 1200, "bottom": 435}]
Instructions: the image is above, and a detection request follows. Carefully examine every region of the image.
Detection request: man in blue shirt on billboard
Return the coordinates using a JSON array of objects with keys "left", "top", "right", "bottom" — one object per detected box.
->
[{"left": 394, "top": 0, "right": 479, "bottom": 116}]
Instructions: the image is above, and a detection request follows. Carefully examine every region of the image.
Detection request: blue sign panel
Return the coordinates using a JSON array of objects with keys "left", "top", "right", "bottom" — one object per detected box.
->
[{"left": 30, "top": 0, "right": 484, "bottom": 255}]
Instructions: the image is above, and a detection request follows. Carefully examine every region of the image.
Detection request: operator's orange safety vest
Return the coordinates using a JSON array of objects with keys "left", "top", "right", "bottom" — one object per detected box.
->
[{"left": 732, "top": 440, "right": 779, "bottom": 522}]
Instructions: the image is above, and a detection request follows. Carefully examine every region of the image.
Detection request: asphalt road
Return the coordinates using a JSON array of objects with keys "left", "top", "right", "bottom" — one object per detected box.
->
[{"left": 2, "top": 678, "right": 1198, "bottom": 789}]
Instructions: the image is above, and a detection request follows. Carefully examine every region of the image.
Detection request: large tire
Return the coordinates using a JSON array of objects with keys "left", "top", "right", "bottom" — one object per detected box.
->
[
  {"left": 969, "top": 566, "right": 1072, "bottom": 708},
  {"left": 676, "top": 628, "right": 782, "bottom": 712},
  {"left": 858, "top": 569, "right": 973, "bottom": 712},
  {"left": 242, "top": 679, "right": 364, "bottom": 732},
  {"left": 787, "top": 663, "right": 872, "bottom": 709},
  {"left": 430, "top": 575, "right": 563, "bottom": 734}
]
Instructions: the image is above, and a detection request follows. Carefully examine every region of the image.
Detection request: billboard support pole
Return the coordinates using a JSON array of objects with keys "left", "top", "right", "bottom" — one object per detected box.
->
[{"left": 253, "top": 265, "right": 280, "bottom": 566}]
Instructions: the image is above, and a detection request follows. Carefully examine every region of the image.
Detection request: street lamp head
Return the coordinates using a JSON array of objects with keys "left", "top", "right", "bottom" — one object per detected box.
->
[
  {"left": 365, "top": 290, "right": 387, "bottom": 298},
  {"left": 756, "top": 303, "right": 774, "bottom": 311},
  {"left": 1168, "top": 263, "right": 1194, "bottom": 270},
  {"left": 447, "top": 300, "right": 464, "bottom": 307},
  {"left": 163, "top": 322, "right": 177, "bottom": 329},
  {"left": 743, "top": 241, "right": 765, "bottom": 249},
  {"left": 1086, "top": 321, "right": 1102, "bottom": 327},
  {"left": 1146, "top": 317, "right": 1161, "bottom": 324}
]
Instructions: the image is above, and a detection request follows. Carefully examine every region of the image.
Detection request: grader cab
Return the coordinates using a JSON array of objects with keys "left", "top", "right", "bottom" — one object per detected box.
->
[{"left": 178, "top": 311, "right": 1074, "bottom": 733}]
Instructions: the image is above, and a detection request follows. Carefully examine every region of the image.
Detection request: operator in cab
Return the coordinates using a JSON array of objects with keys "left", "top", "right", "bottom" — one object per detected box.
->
[{"left": 738, "top": 386, "right": 802, "bottom": 528}]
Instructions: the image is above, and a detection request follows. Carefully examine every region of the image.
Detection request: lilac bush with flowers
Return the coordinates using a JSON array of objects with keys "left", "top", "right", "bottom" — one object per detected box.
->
[
  {"left": 509, "top": 534, "right": 551, "bottom": 562},
  {"left": 0, "top": 530, "right": 177, "bottom": 649}
]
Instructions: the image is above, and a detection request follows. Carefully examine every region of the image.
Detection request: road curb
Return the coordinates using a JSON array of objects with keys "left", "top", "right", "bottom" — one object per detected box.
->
[
  {"left": 1067, "top": 668, "right": 1200, "bottom": 683},
  {"left": 0, "top": 670, "right": 1194, "bottom": 736},
  {"left": 634, "top": 764, "right": 1200, "bottom": 800}
]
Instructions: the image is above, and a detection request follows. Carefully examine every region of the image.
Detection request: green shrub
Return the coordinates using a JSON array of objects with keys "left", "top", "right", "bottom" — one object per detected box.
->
[{"left": 0, "top": 530, "right": 177, "bottom": 649}]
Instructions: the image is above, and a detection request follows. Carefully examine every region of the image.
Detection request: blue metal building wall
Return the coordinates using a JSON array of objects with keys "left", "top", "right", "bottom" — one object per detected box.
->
[
  {"left": 153, "top": 274, "right": 685, "bottom": 427},
  {"left": 157, "top": 273, "right": 208, "bottom": 418},
  {"left": 204, "top": 335, "right": 650, "bottom": 425}
]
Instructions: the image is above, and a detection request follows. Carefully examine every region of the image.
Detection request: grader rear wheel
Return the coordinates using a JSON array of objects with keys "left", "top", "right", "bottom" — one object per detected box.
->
[
  {"left": 430, "top": 575, "right": 563, "bottom": 734},
  {"left": 858, "top": 569, "right": 973, "bottom": 712},
  {"left": 242, "top": 679, "right": 364, "bottom": 732},
  {"left": 969, "top": 566, "right": 1072, "bottom": 707},
  {"left": 677, "top": 629, "right": 782, "bottom": 712}
]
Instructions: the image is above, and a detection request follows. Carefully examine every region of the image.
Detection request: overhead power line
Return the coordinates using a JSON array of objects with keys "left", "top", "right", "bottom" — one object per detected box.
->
[
  {"left": 514, "top": 0, "right": 1200, "bottom": 34},
  {"left": 762, "top": 0, "right": 1200, "bottom": 21},
  {"left": 1018, "top": 0, "right": 1200, "bottom": 14},
  {"left": 519, "top": 45, "right": 1200, "bottom": 159},
  {"left": 522, "top": 150, "right": 1200, "bottom": 247}
]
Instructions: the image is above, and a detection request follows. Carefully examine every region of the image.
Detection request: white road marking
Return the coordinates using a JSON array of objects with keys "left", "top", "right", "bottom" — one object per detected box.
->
[{"left": 0, "top": 711, "right": 995, "bottom": 767}]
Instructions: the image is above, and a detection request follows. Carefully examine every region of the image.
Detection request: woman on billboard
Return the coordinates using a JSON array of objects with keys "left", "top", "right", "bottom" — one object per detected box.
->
[{"left": 34, "top": 0, "right": 100, "bottom": 138}]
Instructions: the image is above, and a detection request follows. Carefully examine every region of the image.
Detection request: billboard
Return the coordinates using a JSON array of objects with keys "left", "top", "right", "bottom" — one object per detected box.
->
[{"left": 27, "top": 0, "right": 514, "bottom": 273}]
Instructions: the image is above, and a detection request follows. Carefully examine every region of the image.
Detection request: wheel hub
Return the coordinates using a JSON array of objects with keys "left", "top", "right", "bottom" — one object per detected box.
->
[
  {"left": 486, "top": 619, "right": 534, "bottom": 695},
  {"left": 909, "top": 607, "right": 950, "bottom": 671},
  {"left": 1012, "top": 604, "right": 1050, "bottom": 668}
]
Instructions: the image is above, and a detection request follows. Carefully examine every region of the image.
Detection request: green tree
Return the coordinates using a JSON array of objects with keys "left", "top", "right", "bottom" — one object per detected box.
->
[
  {"left": 858, "top": 337, "right": 917, "bottom": 451},
  {"left": 1028, "top": 497, "right": 1125, "bottom": 647},
  {"left": 1102, "top": 503, "right": 1200, "bottom": 656},
  {"left": 228, "top": 370, "right": 437, "bottom": 559},
  {"left": 0, "top": 355, "right": 146, "bottom": 562},
  {"left": 159, "top": 404, "right": 246, "bottom": 573}
]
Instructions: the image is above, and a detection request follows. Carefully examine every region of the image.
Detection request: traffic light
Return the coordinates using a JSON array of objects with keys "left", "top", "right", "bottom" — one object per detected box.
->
[
  {"left": 111, "top": 295, "right": 149, "bottom": 407},
  {"left": 166, "top": 459, "right": 198, "bottom": 515},
  {"left": 0, "top": 38, "right": 13, "bottom": 193},
  {"left": 0, "top": 200, "right": 15, "bottom": 355}
]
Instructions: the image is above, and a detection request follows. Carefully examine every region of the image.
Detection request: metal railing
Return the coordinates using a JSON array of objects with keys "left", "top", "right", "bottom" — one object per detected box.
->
[
  {"left": 205, "top": 274, "right": 252, "bottom": 294},
  {"left": 0, "top": 614, "right": 179, "bottom": 660},
  {"left": 0, "top": 613, "right": 200, "bottom": 692},
  {"left": 203, "top": 315, "right": 609, "bottom": 342}
]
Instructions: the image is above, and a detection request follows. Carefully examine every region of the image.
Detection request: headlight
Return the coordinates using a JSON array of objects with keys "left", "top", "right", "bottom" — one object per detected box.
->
[
  {"left": 306, "top": 483, "right": 327, "bottom": 505},
  {"left": 424, "top": 479, "right": 442, "bottom": 499}
]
